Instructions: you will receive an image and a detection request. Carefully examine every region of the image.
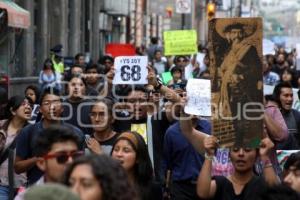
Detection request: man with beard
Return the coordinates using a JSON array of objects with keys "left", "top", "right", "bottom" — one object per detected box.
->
[{"left": 217, "top": 20, "right": 263, "bottom": 146}]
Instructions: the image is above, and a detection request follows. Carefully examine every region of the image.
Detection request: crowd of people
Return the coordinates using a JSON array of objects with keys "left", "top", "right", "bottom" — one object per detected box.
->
[{"left": 0, "top": 38, "right": 300, "bottom": 200}]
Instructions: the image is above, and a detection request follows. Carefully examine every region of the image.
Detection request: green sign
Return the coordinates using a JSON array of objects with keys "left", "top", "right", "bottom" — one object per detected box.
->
[
  {"left": 163, "top": 30, "right": 197, "bottom": 56},
  {"left": 161, "top": 71, "right": 173, "bottom": 85}
]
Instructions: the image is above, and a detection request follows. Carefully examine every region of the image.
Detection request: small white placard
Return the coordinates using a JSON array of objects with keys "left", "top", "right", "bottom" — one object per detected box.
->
[
  {"left": 184, "top": 79, "right": 211, "bottom": 116},
  {"left": 184, "top": 63, "right": 194, "bottom": 80},
  {"left": 113, "top": 56, "right": 148, "bottom": 84}
]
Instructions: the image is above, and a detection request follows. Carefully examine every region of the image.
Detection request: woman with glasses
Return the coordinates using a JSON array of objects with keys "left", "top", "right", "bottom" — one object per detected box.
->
[
  {"left": 38, "top": 58, "right": 62, "bottom": 92},
  {"left": 63, "top": 154, "right": 136, "bottom": 200},
  {"left": 111, "top": 131, "right": 163, "bottom": 200},
  {"left": 197, "top": 136, "right": 279, "bottom": 200},
  {"left": 0, "top": 96, "right": 32, "bottom": 200}
]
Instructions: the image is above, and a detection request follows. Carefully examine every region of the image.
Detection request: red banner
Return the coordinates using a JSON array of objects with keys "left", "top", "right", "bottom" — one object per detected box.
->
[{"left": 105, "top": 43, "right": 136, "bottom": 58}]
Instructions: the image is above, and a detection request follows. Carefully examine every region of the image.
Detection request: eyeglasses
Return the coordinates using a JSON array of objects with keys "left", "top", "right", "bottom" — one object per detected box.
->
[
  {"left": 21, "top": 100, "right": 32, "bottom": 107},
  {"left": 41, "top": 99, "right": 61, "bottom": 107},
  {"left": 43, "top": 151, "right": 84, "bottom": 164}
]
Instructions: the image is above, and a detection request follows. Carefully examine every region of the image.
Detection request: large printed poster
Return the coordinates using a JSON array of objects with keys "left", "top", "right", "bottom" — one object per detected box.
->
[{"left": 209, "top": 18, "right": 264, "bottom": 148}]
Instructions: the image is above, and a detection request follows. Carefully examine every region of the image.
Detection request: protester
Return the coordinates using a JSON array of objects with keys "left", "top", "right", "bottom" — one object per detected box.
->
[
  {"left": 167, "top": 66, "right": 183, "bottom": 86},
  {"left": 86, "top": 99, "right": 120, "bottom": 155},
  {"left": 111, "top": 131, "right": 162, "bottom": 200},
  {"left": 147, "top": 37, "right": 163, "bottom": 62},
  {"left": 273, "top": 82, "right": 300, "bottom": 149},
  {"left": 34, "top": 125, "right": 83, "bottom": 183},
  {"left": 152, "top": 49, "right": 168, "bottom": 76},
  {"left": 197, "top": 136, "right": 279, "bottom": 200},
  {"left": 14, "top": 125, "right": 83, "bottom": 200},
  {"left": 38, "top": 58, "right": 62, "bottom": 91},
  {"left": 0, "top": 96, "right": 32, "bottom": 200},
  {"left": 111, "top": 67, "right": 181, "bottom": 182},
  {"left": 283, "top": 151, "right": 300, "bottom": 193},
  {"left": 62, "top": 75, "right": 93, "bottom": 134},
  {"left": 98, "top": 55, "right": 114, "bottom": 74},
  {"left": 280, "top": 68, "right": 297, "bottom": 88},
  {"left": 263, "top": 56, "right": 280, "bottom": 86},
  {"left": 24, "top": 85, "right": 41, "bottom": 124},
  {"left": 162, "top": 116, "right": 211, "bottom": 200},
  {"left": 74, "top": 53, "right": 85, "bottom": 66},
  {"left": 14, "top": 87, "right": 84, "bottom": 186},
  {"left": 84, "top": 63, "right": 102, "bottom": 96},
  {"left": 63, "top": 154, "right": 137, "bottom": 200}
]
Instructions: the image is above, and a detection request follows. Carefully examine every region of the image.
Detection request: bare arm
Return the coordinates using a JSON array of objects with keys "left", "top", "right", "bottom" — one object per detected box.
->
[
  {"left": 197, "top": 136, "right": 218, "bottom": 199},
  {"left": 259, "top": 138, "right": 280, "bottom": 186},
  {"left": 14, "top": 156, "right": 39, "bottom": 174},
  {"left": 179, "top": 112, "right": 207, "bottom": 154}
]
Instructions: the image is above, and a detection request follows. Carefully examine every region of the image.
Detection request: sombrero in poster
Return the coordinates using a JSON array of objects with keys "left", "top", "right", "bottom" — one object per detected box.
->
[{"left": 215, "top": 18, "right": 259, "bottom": 39}]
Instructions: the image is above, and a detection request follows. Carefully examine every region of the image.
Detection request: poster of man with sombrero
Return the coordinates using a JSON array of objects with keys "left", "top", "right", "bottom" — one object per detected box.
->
[{"left": 209, "top": 18, "right": 264, "bottom": 148}]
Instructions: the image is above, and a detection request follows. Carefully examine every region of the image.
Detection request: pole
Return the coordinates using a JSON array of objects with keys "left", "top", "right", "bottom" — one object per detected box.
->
[
  {"left": 181, "top": 14, "right": 185, "bottom": 29},
  {"left": 239, "top": 0, "right": 242, "bottom": 17}
]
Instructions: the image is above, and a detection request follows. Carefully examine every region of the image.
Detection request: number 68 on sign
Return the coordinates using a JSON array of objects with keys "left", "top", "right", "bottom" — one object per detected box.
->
[{"left": 113, "top": 56, "right": 148, "bottom": 85}]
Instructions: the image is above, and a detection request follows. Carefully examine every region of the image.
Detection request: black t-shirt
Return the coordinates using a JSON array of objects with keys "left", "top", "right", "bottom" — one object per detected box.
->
[
  {"left": 213, "top": 176, "right": 267, "bottom": 200},
  {"left": 113, "top": 111, "right": 171, "bottom": 182},
  {"left": 62, "top": 99, "right": 93, "bottom": 135},
  {"left": 91, "top": 132, "right": 120, "bottom": 155}
]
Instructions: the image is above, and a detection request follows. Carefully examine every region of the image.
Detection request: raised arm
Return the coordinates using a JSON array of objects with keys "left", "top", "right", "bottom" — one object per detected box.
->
[
  {"left": 147, "top": 67, "right": 181, "bottom": 104},
  {"left": 179, "top": 112, "right": 207, "bottom": 154},
  {"left": 259, "top": 137, "right": 280, "bottom": 186},
  {"left": 197, "top": 136, "right": 218, "bottom": 199}
]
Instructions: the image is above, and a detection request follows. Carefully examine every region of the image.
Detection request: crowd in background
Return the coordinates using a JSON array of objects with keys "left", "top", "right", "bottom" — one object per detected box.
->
[{"left": 0, "top": 37, "right": 300, "bottom": 200}]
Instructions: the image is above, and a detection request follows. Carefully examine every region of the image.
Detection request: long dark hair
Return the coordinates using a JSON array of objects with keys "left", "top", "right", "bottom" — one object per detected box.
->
[
  {"left": 111, "top": 131, "right": 154, "bottom": 198},
  {"left": 63, "top": 155, "right": 136, "bottom": 200},
  {"left": 25, "top": 85, "right": 40, "bottom": 104},
  {"left": 42, "top": 58, "right": 55, "bottom": 72},
  {"left": 5, "top": 95, "right": 32, "bottom": 120}
]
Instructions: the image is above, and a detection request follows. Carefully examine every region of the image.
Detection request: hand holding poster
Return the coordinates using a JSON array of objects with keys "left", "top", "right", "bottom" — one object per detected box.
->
[
  {"left": 113, "top": 56, "right": 148, "bottom": 85},
  {"left": 184, "top": 79, "right": 211, "bottom": 116},
  {"left": 163, "top": 30, "right": 197, "bottom": 56}
]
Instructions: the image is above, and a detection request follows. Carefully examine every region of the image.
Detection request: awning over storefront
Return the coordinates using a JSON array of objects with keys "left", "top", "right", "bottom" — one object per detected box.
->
[{"left": 0, "top": 0, "right": 30, "bottom": 29}]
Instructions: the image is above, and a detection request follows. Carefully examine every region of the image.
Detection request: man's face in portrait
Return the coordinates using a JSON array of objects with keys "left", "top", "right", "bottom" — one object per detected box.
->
[{"left": 228, "top": 28, "right": 243, "bottom": 44}]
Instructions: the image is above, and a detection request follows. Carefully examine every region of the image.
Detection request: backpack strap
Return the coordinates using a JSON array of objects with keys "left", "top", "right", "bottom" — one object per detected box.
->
[{"left": 0, "top": 138, "right": 16, "bottom": 166}]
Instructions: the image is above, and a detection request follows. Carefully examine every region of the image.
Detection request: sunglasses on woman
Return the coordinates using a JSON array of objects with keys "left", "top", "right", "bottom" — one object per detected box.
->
[{"left": 43, "top": 151, "right": 84, "bottom": 164}]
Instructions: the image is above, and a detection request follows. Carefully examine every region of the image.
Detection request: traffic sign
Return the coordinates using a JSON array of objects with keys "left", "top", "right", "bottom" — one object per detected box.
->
[{"left": 175, "top": 0, "right": 191, "bottom": 14}]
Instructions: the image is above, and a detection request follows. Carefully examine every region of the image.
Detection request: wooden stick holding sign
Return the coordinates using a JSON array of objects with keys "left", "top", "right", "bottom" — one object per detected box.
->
[{"left": 113, "top": 56, "right": 148, "bottom": 85}]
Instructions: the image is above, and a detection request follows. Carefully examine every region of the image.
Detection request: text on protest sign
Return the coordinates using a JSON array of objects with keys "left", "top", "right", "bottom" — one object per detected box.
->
[
  {"left": 113, "top": 56, "right": 148, "bottom": 85},
  {"left": 163, "top": 30, "right": 197, "bottom": 56},
  {"left": 184, "top": 79, "right": 211, "bottom": 116}
]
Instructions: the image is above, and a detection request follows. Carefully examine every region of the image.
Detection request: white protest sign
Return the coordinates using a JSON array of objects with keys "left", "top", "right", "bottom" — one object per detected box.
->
[
  {"left": 196, "top": 53, "right": 206, "bottom": 73},
  {"left": 113, "top": 56, "right": 148, "bottom": 84},
  {"left": 184, "top": 63, "right": 193, "bottom": 80},
  {"left": 263, "top": 38, "right": 275, "bottom": 55},
  {"left": 184, "top": 79, "right": 211, "bottom": 116}
]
